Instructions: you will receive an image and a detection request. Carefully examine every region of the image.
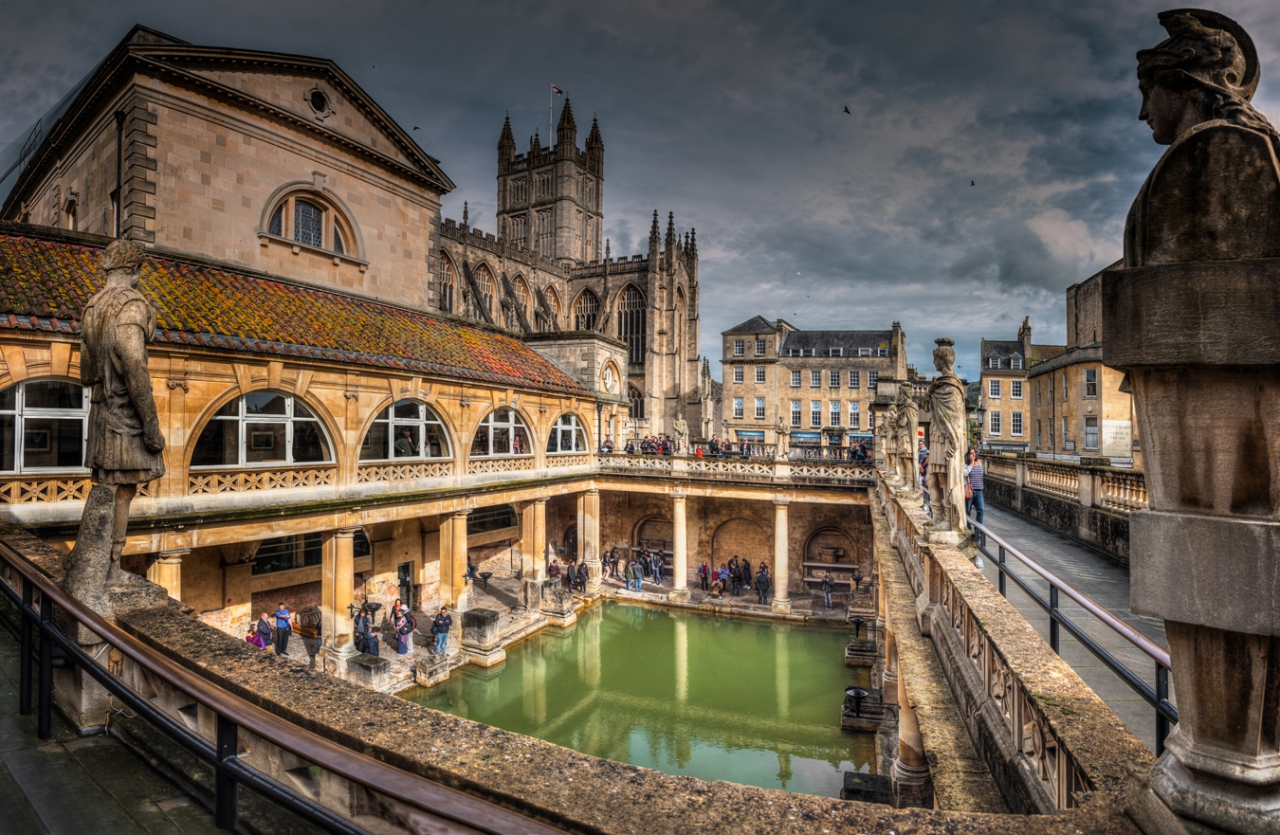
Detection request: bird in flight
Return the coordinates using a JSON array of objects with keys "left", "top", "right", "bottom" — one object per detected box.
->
[
  {"left": 843, "top": 106, "right": 851, "bottom": 114},
  {"left": 970, "top": 180, "right": 975, "bottom": 186},
  {"left": 413, "top": 126, "right": 421, "bottom": 131},
  {"left": 372, "top": 64, "right": 379, "bottom": 69}
]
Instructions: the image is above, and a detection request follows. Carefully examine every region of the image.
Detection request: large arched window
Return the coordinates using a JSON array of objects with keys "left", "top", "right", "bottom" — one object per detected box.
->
[
  {"left": 546, "top": 413, "right": 588, "bottom": 454},
  {"left": 265, "top": 191, "right": 356, "bottom": 256},
  {"left": 618, "top": 285, "right": 647, "bottom": 365},
  {"left": 574, "top": 289, "right": 600, "bottom": 331},
  {"left": 628, "top": 385, "right": 645, "bottom": 420},
  {"left": 361, "top": 400, "right": 451, "bottom": 461},
  {"left": 469, "top": 407, "right": 532, "bottom": 458},
  {"left": 438, "top": 253, "right": 457, "bottom": 313},
  {"left": 543, "top": 287, "right": 561, "bottom": 332},
  {"left": 474, "top": 266, "right": 496, "bottom": 319},
  {"left": 191, "top": 392, "right": 332, "bottom": 467},
  {"left": 0, "top": 379, "right": 88, "bottom": 472},
  {"left": 512, "top": 276, "right": 530, "bottom": 318}
]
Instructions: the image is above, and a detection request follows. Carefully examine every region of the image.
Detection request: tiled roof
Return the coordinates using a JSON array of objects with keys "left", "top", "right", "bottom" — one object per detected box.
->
[
  {"left": 1030, "top": 344, "right": 1067, "bottom": 362},
  {"left": 723, "top": 316, "right": 776, "bottom": 334},
  {"left": 0, "top": 232, "right": 589, "bottom": 396},
  {"left": 781, "top": 330, "right": 893, "bottom": 352}
]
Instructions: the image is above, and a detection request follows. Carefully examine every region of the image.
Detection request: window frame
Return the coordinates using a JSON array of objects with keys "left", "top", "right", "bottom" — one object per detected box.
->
[
  {"left": 470, "top": 407, "right": 534, "bottom": 458},
  {"left": 810, "top": 370, "right": 821, "bottom": 388},
  {"left": 755, "top": 339, "right": 767, "bottom": 356},
  {"left": 849, "top": 371, "right": 860, "bottom": 389},
  {"left": 733, "top": 367, "right": 744, "bottom": 384},
  {"left": 0, "top": 379, "right": 90, "bottom": 475},
  {"left": 733, "top": 340, "right": 744, "bottom": 357},
  {"left": 1010, "top": 379, "right": 1023, "bottom": 399},
  {"left": 1084, "top": 416, "right": 1099, "bottom": 451},
  {"left": 1084, "top": 368, "right": 1098, "bottom": 398},
  {"left": 829, "top": 370, "right": 840, "bottom": 389},
  {"left": 755, "top": 366, "right": 766, "bottom": 384},
  {"left": 989, "top": 411, "right": 1002, "bottom": 436},
  {"left": 829, "top": 401, "right": 841, "bottom": 426},
  {"left": 546, "top": 413, "right": 589, "bottom": 454},
  {"left": 360, "top": 400, "right": 453, "bottom": 462},
  {"left": 190, "top": 391, "right": 334, "bottom": 469},
  {"left": 868, "top": 371, "right": 878, "bottom": 388},
  {"left": 989, "top": 378, "right": 1002, "bottom": 398},
  {"left": 1011, "top": 355, "right": 1023, "bottom": 370},
  {"left": 754, "top": 397, "right": 766, "bottom": 420},
  {"left": 732, "top": 398, "right": 744, "bottom": 420},
  {"left": 790, "top": 400, "right": 801, "bottom": 427},
  {"left": 262, "top": 190, "right": 360, "bottom": 261},
  {"left": 790, "top": 370, "right": 801, "bottom": 388},
  {"left": 1011, "top": 411, "right": 1024, "bottom": 437},
  {"left": 849, "top": 401, "right": 860, "bottom": 430},
  {"left": 810, "top": 400, "right": 822, "bottom": 428}
]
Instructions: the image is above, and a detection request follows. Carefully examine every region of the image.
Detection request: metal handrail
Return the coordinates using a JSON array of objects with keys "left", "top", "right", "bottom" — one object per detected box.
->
[
  {"left": 0, "top": 538, "right": 564, "bottom": 835},
  {"left": 968, "top": 518, "right": 1178, "bottom": 754}
]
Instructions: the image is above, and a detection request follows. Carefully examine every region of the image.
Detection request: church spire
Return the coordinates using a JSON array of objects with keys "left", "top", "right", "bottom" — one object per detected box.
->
[
  {"left": 665, "top": 211, "right": 676, "bottom": 254},
  {"left": 499, "top": 113, "right": 515, "bottom": 152},
  {"left": 557, "top": 97, "right": 577, "bottom": 149},
  {"left": 587, "top": 116, "right": 603, "bottom": 150},
  {"left": 649, "top": 210, "right": 660, "bottom": 259}
]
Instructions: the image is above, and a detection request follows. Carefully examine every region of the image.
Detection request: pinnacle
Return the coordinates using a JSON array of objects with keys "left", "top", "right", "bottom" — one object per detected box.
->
[
  {"left": 557, "top": 97, "right": 577, "bottom": 133},
  {"left": 587, "top": 116, "right": 603, "bottom": 149},
  {"left": 499, "top": 113, "right": 515, "bottom": 148}
]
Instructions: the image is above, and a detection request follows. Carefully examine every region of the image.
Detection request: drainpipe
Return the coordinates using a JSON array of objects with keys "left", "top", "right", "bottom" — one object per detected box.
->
[
  {"left": 113, "top": 110, "right": 125, "bottom": 239},
  {"left": 596, "top": 401, "right": 603, "bottom": 452}
]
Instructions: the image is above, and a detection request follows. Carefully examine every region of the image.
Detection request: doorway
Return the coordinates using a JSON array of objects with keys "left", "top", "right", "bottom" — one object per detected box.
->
[{"left": 397, "top": 562, "right": 413, "bottom": 611}]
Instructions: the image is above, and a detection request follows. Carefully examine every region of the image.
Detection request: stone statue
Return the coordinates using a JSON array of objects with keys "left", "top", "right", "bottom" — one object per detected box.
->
[
  {"left": 1107, "top": 12, "right": 1280, "bottom": 833},
  {"left": 895, "top": 386, "right": 919, "bottom": 488},
  {"left": 65, "top": 240, "right": 166, "bottom": 609},
  {"left": 920, "top": 339, "right": 966, "bottom": 533},
  {"left": 672, "top": 417, "right": 689, "bottom": 454},
  {"left": 880, "top": 401, "right": 900, "bottom": 480},
  {"left": 774, "top": 415, "right": 790, "bottom": 459}
]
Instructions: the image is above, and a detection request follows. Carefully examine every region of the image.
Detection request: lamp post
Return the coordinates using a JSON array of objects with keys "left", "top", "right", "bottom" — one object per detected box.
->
[{"left": 975, "top": 404, "right": 987, "bottom": 452}]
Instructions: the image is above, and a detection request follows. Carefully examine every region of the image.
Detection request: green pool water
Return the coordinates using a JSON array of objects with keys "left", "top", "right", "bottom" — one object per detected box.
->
[{"left": 404, "top": 602, "right": 874, "bottom": 797}]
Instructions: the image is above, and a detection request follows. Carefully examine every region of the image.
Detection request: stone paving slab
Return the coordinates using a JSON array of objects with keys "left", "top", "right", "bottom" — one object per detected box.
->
[{"left": 976, "top": 506, "right": 1174, "bottom": 753}]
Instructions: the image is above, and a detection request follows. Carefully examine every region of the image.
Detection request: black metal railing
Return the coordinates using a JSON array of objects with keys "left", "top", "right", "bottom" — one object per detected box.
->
[
  {"left": 0, "top": 539, "right": 563, "bottom": 835},
  {"left": 969, "top": 519, "right": 1178, "bottom": 754}
]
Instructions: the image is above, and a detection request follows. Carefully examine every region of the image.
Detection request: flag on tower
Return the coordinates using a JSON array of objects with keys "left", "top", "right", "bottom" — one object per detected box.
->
[{"left": 551, "top": 84, "right": 564, "bottom": 95}]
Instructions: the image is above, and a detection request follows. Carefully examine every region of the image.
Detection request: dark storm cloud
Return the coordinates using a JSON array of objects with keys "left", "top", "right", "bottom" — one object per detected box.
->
[{"left": 2, "top": 0, "right": 1277, "bottom": 374}]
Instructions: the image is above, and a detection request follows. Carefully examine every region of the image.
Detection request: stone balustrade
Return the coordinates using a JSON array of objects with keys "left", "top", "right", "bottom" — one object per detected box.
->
[
  {"left": 980, "top": 454, "right": 1145, "bottom": 564},
  {"left": 598, "top": 453, "right": 876, "bottom": 487}
]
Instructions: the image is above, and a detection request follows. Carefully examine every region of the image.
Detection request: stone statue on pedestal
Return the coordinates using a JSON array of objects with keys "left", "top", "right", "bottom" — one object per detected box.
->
[
  {"left": 774, "top": 416, "right": 790, "bottom": 459},
  {"left": 895, "top": 387, "right": 919, "bottom": 489},
  {"left": 1107, "top": 11, "right": 1280, "bottom": 834},
  {"left": 920, "top": 339, "right": 966, "bottom": 533},
  {"left": 672, "top": 416, "right": 689, "bottom": 454},
  {"left": 880, "top": 402, "right": 900, "bottom": 481},
  {"left": 65, "top": 240, "right": 167, "bottom": 613}
]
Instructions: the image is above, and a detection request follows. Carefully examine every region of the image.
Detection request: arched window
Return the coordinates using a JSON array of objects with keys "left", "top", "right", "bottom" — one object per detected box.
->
[
  {"left": 191, "top": 392, "right": 333, "bottom": 468},
  {"left": 628, "top": 385, "right": 645, "bottom": 420},
  {"left": 618, "top": 285, "right": 646, "bottom": 365},
  {"left": 361, "top": 400, "right": 451, "bottom": 461},
  {"left": 438, "top": 253, "right": 456, "bottom": 313},
  {"left": 469, "top": 407, "right": 532, "bottom": 458},
  {"left": 474, "top": 267, "right": 495, "bottom": 319},
  {"left": 0, "top": 380, "right": 88, "bottom": 472},
  {"left": 574, "top": 290, "right": 600, "bottom": 331},
  {"left": 265, "top": 190, "right": 356, "bottom": 257},
  {"left": 512, "top": 276, "right": 530, "bottom": 317},
  {"left": 543, "top": 287, "right": 561, "bottom": 331},
  {"left": 546, "top": 413, "right": 588, "bottom": 454}
]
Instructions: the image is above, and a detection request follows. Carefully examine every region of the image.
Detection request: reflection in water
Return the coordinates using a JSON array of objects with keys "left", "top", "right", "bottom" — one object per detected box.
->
[{"left": 405, "top": 603, "right": 873, "bottom": 797}]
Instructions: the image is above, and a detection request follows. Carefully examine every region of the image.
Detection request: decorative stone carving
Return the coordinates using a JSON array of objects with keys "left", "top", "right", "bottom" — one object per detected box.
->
[
  {"left": 64, "top": 240, "right": 167, "bottom": 619},
  {"left": 672, "top": 417, "right": 688, "bottom": 454},
  {"left": 920, "top": 339, "right": 967, "bottom": 535},
  {"left": 774, "top": 416, "right": 790, "bottom": 460},
  {"left": 895, "top": 387, "right": 919, "bottom": 488},
  {"left": 1105, "top": 11, "right": 1280, "bottom": 835},
  {"left": 880, "top": 401, "right": 900, "bottom": 483}
]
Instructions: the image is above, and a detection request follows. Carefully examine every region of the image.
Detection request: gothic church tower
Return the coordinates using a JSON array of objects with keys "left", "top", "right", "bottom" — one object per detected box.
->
[{"left": 496, "top": 99, "right": 603, "bottom": 268}]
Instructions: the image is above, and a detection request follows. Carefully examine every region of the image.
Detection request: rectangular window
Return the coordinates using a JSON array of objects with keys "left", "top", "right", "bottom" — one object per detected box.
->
[
  {"left": 790, "top": 400, "right": 801, "bottom": 426},
  {"left": 755, "top": 339, "right": 766, "bottom": 356},
  {"left": 849, "top": 402, "right": 860, "bottom": 430},
  {"left": 1085, "top": 416, "right": 1099, "bottom": 450},
  {"left": 810, "top": 401, "right": 822, "bottom": 428},
  {"left": 1011, "top": 380, "right": 1023, "bottom": 399},
  {"left": 733, "top": 398, "right": 744, "bottom": 419},
  {"left": 1036, "top": 379, "right": 1042, "bottom": 406},
  {"left": 868, "top": 410, "right": 875, "bottom": 431},
  {"left": 849, "top": 371, "right": 860, "bottom": 388},
  {"left": 1062, "top": 373, "right": 1068, "bottom": 401},
  {"left": 755, "top": 366, "right": 766, "bottom": 384},
  {"left": 989, "top": 379, "right": 1001, "bottom": 398},
  {"left": 733, "top": 340, "right": 744, "bottom": 357},
  {"left": 829, "top": 370, "right": 840, "bottom": 388},
  {"left": 733, "top": 367, "right": 744, "bottom": 384},
  {"left": 869, "top": 371, "right": 878, "bottom": 388},
  {"left": 810, "top": 370, "right": 821, "bottom": 388},
  {"left": 1011, "top": 356, "right": 1023, "bottom": 370},
  {"left": 755, "top": 397, "right": 766, "bottom": 420},
  {"left": 1085, "top": 368, "right": 1098, "bottom": 397},
  {"left": 790, "top": 370, "right": 801, "bottom": 387},
  {"left": 1061, "top": 416, "right": 1068, "bottom": 440},
  {"left": 1012, "top": 412, "right": 1023, "bottom": 436},
  {"left": 1036, "top": 420, "right": 1042, "bottom": 448},
  {"left": 830, "top": 402, "right": 840, "bottom": 426},
  {"left": 989, "top": 411, "right": 1001, "bottom": 435},
  {"left": 859, "top": 348, "right": 870, "bottom": 357},
  {"left": 988, "top": 356, "right": 999, "bottom": 369}
]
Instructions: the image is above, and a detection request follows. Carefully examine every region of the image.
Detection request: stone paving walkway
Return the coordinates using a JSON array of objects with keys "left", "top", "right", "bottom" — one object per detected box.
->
[
  {"left": 975, "top": 505, "right": 1174, "bottom": 753},
  {"left": 0, "top": 623, "right": 221, "bottom": 834}
]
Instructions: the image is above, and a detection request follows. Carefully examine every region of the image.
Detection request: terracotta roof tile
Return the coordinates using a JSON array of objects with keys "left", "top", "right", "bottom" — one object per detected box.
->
[{"left": 0, "top": 234, "right": 589, "bottom": 396}]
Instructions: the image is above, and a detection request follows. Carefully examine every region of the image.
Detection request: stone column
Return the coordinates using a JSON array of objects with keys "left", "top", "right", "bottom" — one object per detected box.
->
[
  {"left": 772, "top": 499, "right": 791, "bottom": 614},
  {"left": 149, "top": 549, "right": 187, "bottom": 601},
  {"left": 440, "top": 511, "right": 470, "bottom": 612},
  {"left": 674, "top": 616, "right": 688, "bottom": 702},
  {"left": 892, "top": 670, "right": 933, "bottom": 808},
  {"left": 321, "top": 527, "right": 360, "bottom": 660},
  {"left": 882, "top": 625, "right": 899, "bottom": 706},
  {"left": 521, "top": 499, "right": 547, "bottom": 581},
  {"left": 581, "top": 488, "right": 602, "bottom": 594},
  {"left": 669, "top": 492, "right": 690, "bottom": 602}
]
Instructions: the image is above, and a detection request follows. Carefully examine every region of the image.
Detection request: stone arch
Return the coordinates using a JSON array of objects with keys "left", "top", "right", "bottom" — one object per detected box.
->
[
  {"left": 543, "top": 285, "right": 562, "bottom": 330},
  {"left": 803, "top": 526, "right": 861, "bottom": 572},
  {"left": 616, "top": 283, "right": 646, "bottom": 365},
  {"left": 354, "top": 394, "right": 458, "bottom": 462},
  {"left": 572, "top": 288, "right": 600, "bottom": 331},
  {"left": 258, "top": 179, "right": 365, "bottom": 257},
  {"left": 472, "top": 263, "right": 497, "bottom": 319},
  {"left": 633, "top": 515, "right": 673, "bottom": 552},
  {"left": 711, "top": 518, "right": 769, "bottom": 571},
  {"left": 437, "top": 250, "right": 458, "bottom": 313},
  {"left": 186, "top": 386, "right": 341, "bottom": 473}
]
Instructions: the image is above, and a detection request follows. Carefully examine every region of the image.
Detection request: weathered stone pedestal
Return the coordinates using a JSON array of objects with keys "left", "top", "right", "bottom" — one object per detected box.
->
[
  {"left": 414, "top": 653, "right": 450, "bottom": 687},
  {"left": 461, "top": 608, "right": 507, "bottom": 667},
  {"left": 540, "top": 580, "right": 577, "bottom": 627},
  {"left": 344, "top": 653, "right": 393, "bottom": 690}
]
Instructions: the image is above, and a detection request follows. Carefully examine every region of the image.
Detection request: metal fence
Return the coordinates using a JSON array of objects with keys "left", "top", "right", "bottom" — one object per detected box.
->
[{"left": 969, "top": 519, "right": 1178, "bottom": 754}]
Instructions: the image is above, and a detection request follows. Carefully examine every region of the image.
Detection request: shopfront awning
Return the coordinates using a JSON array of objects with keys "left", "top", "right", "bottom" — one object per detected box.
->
[
  {"left": 734, "top": 430, "right": 765, "bottom": 439},
  {"left": 791, "top": 432, "right": 822, "bottom": 441}
]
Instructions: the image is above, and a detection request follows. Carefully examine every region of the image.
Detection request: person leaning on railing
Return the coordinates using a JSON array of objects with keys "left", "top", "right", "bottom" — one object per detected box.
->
[{"left": 965, "top": 449, "right": 985, "bottom": 526}]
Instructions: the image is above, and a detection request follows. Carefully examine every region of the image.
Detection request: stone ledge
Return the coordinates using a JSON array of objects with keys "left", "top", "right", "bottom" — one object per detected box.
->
[{"left": 115, "top": 599, "right": 1142, "bottom": 834}]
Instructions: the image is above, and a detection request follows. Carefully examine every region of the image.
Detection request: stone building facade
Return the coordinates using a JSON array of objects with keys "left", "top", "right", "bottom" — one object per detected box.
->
[
  {"left": 976, "top": 318, "right": 1064, "bottom": 453},
  {"left": 721, "top": 317, "right": 907, "bottom": 449}
]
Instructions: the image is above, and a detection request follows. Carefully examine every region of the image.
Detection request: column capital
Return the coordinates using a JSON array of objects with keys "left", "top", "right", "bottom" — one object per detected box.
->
[
  {"left": 334, "top": 525, "right": 363, "bottom": 539},
  {"left": 452, "top": 509, "right": 472, "bottom": 519},
  {"left": 156, "top": 548, "right": 190, "bottom": 564},
  {"left": 585, "top": 487, "right": 600, "bottom": 497},
  {"left": 773, "top": 498, "right": 791, "bottom": 507},
  {"left": 533, "top": 497, "right": 548, "bottom": 506}
]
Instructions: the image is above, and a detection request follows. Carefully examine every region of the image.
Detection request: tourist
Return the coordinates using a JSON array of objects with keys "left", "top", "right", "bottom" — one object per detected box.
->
[
  {"left": 391, "top": 598, "right": 414, "bottom": 652},
  {"left": 273, "top": 601, "right": 293, "bottom": 656},
  {"left": 575, "top": 561, "right": 588, "bottom": 592},
  {"left": 562, "top": 560, "right": 574, "bottom": 589},
  {"left": 353, "top": 606, "right": 372, "bottom": 654},
  {"left": 625, "top": 560, "right": 640, "bottom": 593},
  {"left": 698, "top": 561, "right": 710, "bottom": 591},
  {"left": 394, "top": 608, "right": 414, "bottom": 655},
  {"left": 602, "top": 435, "right": 614, "bottom": 453},
  {"left": 965, "top": 448, "right": 986, "bottom": 527},
  {"left": 432, "top": 607, "right": 452, "bottom": 654},
  {"left": 756, "top": 568, "right": 770, "bottom": 605},
  {"left": 366, "top": 627, "right": 381, "bottom": 657},
  {"left": 717, "top": 564, "right": 729, "bottom": 589},
  {"left": 395, "top": 427, "right": 417, "bottom": 457},
  {"left": 548, "top": 559, "right": 560, "bottom": 579},
  {"left": 246, "top": 624, "right": 266, "bottom": 648},
  {"left": 610, "top": 547, "right": 622, "bottom": 578},
  {"left": 652, "top": 551, "right": 664, "bottom": 584},
  {"left": 822, "top": 571, "right": 835, "bottom": 609},
  {"left": 729, "top": 556, "right": 741, "bottom": 596},
  {"left": 256, "top": 612, "right": 274, "bottom": 650}
]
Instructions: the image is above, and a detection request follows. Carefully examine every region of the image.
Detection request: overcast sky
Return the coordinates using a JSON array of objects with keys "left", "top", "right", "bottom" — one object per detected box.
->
[{"left": 2, "top": 0, "right": 1278, "bottom": 380}]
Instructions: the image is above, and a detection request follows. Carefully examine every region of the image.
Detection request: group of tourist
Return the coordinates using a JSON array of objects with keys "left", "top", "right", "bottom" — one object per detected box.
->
[
  {"left": 916, "top": 440, "right": 986, "bottom": 528},
  {"left": 625, "top": 435, "right": 676, "bottom": 455},
  {"left": 245, "top": 601, "right": 297, "bottom": 655},
  {"left": 695, "top": 556, "right": 775, "bottom": 603},
  {"left": 549, "top": 558, "right": 592, "bottom": 592}
]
